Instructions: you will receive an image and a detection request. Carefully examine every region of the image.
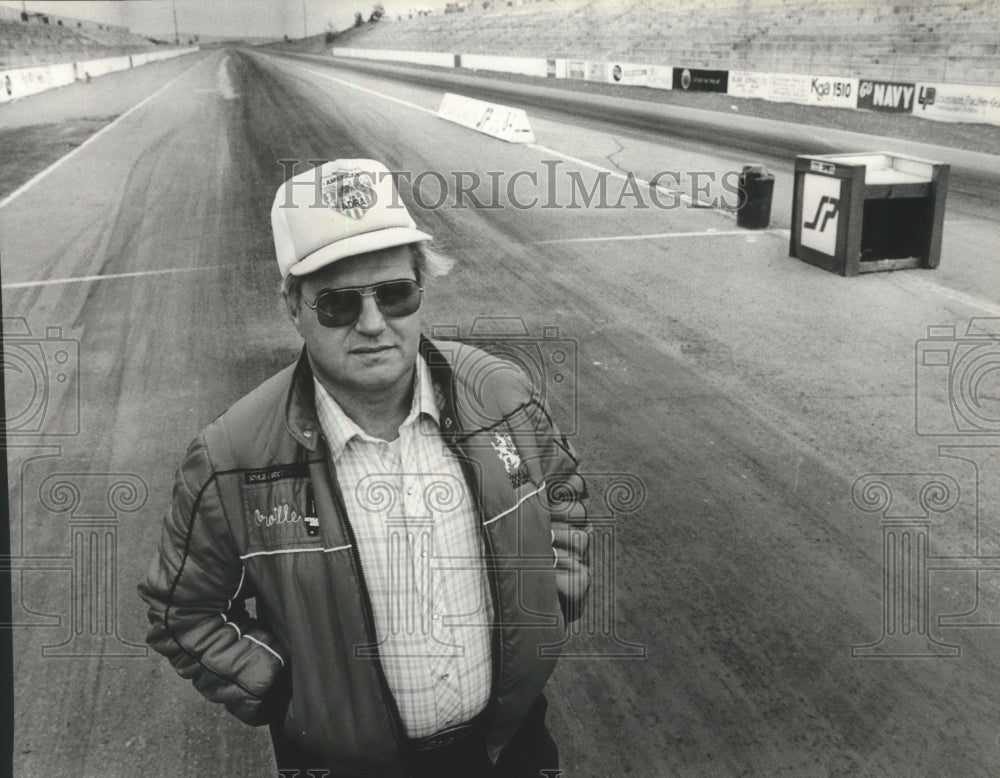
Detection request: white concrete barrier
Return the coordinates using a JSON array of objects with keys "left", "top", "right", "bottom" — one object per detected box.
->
[
  {"left": 332, "top": 47, "right": 454, "bottom": 68},
  {"left": 459, "top": 54, "right": 548, "bottom": 78},
  {"left": 0, "top": 47, "right": 197, "bottom": 104},
  {"left": 437, "top": 92, "right": 535, "bottom": 143},
  {"left": 1, "top": 62, "right": 75, "bottom": 103},
  {"left": 75, "top": 55, "right": 132, "bottom": 79},
  {"left": 145, "top": 46, "right": 199, "bottom": 63}
]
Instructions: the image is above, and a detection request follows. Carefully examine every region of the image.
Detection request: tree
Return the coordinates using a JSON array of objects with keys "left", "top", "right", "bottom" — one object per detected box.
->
[
  {"left": 369, "top": 2, "right": 385, "bottom": 23},
  {"left": 354, "top": 10, "right": 364, "bottom": 27}
]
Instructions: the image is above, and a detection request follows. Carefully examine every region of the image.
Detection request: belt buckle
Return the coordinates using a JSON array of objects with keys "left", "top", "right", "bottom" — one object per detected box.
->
[{"left": 411, "top": 722, "right": 476, "bottom": 751}]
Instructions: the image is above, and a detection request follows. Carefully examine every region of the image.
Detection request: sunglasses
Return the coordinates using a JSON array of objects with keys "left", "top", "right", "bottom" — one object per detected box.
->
[{"left": 301, "top": 278, "right": 424, "bottom": 328}]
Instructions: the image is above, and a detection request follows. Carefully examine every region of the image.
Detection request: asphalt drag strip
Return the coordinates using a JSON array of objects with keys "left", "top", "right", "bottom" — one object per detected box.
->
[{"left": 2, "top": 45, "right": 1000, "bottom": 778}]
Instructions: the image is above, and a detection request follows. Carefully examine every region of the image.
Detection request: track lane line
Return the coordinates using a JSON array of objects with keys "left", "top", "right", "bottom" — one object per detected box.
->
[
  {"left": 891, "top": 273, "right": 1000, "bottom": 317},
  {"left": 0, "top": 55, "right": 208, "bottom": 211},
  {"left": 527, "top": 142, "right": 720, "bottom": 211},
  {"left": 537, "top": 229, "right": 773, "bottom": 244},
  {"left": 278, "top": 60, "right": 438, "bottom": 116},
  {"left": 2, "top": 265, "right": 227, "bottom": 290}
]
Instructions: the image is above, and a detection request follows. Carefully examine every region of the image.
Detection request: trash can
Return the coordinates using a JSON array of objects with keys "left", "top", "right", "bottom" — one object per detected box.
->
[
  {"left": 736, "top": 165, "right": 774, "bottom": 229},
  {"left": 789, "top": 152, "right": 949, "bottom": 276}
]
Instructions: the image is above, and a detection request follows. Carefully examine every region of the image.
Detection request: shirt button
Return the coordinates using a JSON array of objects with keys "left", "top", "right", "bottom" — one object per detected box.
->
[
  {"left": 440, "top": 673, "right": 450, "bottom": 681},
  {"left": 406, "top": 486, "right": 414, "bottom": 495},
  {"left": 432, "top": 613, "right": 440, "bottom": 620}
]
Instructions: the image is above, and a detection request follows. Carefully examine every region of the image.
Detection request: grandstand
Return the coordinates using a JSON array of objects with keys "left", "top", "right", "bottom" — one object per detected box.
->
[
  {"left": 334, "top": 0, "right": 1000, "bottom": 85},
  {"left": 0, "top": 5, "right": 162, "bottom": 70}
]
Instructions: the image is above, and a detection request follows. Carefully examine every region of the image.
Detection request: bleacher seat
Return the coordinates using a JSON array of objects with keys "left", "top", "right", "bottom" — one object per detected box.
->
[{"left": 332, "top": 0, "right": 999, "bottom": 85}]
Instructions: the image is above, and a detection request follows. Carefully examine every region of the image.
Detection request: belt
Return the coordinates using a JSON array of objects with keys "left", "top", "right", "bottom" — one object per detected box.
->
[{"left": 407, "top": 720, "right": 482, "bottom": 752}]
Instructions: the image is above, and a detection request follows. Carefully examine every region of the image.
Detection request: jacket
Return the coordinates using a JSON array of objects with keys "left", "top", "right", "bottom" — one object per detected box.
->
[{"left": 138, "top": 337, "right": 590, "bottom": 774}]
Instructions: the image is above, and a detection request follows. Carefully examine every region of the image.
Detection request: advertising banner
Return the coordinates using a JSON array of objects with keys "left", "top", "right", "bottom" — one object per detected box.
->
[
  {"left": 728, "top": 70, "right": 770, "bottom": 99},
  {"left": 673, "top": 67, "right": 728, "bottom": 92},
  {"left": 913, "top": 82, "right": 1000, "bottom": 126},
  {"left": 805, "top": 74, "right": 857, "bottom": 108},
  {"left": 858, "top": 79, "right": 916, "bottom": 113},
  {"left": 766, "top": 72, "right": 811, "bottom": 104},
  {"left": 587, "top": 61, "right": 607, "bottom": 81},
  {"left": 608, "top": 62, "right": 672, "bottom": 90},
  {"left": 567, "top": 60, "right": 586, "bottom": 80}
]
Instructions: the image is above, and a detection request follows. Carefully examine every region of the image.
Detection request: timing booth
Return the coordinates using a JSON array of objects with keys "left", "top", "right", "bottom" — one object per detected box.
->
[{"left": 789, "top": 152, "right": 950, "bottom": 276}]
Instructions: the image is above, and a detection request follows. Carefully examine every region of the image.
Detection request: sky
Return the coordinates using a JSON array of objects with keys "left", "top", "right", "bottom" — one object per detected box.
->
[{"left": 0, "top": 0, "right": 451, "bottom": 39}]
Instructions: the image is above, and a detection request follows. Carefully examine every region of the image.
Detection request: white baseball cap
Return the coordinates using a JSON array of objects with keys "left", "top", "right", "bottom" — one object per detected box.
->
[{"left": 270, "top": 159, "right": 432, "bottom": 278}]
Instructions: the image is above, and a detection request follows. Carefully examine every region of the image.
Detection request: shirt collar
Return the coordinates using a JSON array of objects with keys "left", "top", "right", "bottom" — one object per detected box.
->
[{"left": 313, "top": 355, "right": 442, "bottom": 462}]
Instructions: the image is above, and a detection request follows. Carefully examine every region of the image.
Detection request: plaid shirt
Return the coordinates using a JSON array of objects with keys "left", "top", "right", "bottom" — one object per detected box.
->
[{"left": 313, "top": 357, "right": 493, "bottom": 738}]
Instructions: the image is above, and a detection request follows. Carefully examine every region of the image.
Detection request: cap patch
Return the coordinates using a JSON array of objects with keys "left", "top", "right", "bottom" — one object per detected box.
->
[{"left": 322, "top": 171, "right": 375, "bottom": 220}]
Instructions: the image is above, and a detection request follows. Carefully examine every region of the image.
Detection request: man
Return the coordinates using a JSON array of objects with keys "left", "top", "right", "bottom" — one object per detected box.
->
[{"left": 139, "top": 159, "right": 590, "bottom": 777}]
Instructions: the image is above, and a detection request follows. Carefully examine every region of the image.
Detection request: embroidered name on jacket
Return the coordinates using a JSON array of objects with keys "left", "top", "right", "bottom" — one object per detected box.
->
[
  {"left": 243, "top": 480, "right": 321, "bottom": 548},
  {"left": 254, "top": 504, "right": 304, "bottom": 526},
  {"left": 491, "top": 432, "right": 530, "bottom": 489}
]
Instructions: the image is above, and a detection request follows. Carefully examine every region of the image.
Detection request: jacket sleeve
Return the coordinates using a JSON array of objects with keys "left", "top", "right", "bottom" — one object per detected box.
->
[
  {"left": 514, "top": 383, "right": 591, "bottom": 623},
  {"left": 137, "top": 434, "right": 290, "bottom": 726}
]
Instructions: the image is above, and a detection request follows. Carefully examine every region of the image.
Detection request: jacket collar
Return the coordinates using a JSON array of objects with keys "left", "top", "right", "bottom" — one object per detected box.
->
[
  {"left": 283, "top": 337, "right": 461, "bottom": 451},
  {"left": 284, "top": 347, "right": 322, "bottom": 451}
]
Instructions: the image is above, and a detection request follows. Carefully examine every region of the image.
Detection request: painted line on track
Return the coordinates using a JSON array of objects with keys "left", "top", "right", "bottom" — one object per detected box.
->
[
  {"left": 2, "top": 265, "right": 227, "bottom": 290},
  {"left": 0, "top": 57, "right": 207, "bottom": 211},
  {"left": 284, "top": 61, "right": 438, "bottom": 116},
  {"left": 537, "top": 229, "right": 774, "bottom": 245},
  {"left": 891, "top": 273, "right": 1000, "bottom": 317},
  {"left": 527, "top": 142, "right": 719, "bottom": 211}
]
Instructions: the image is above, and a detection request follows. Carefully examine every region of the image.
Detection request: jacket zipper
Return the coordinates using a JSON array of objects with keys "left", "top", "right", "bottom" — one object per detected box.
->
[
  {"left": 454, "top": 447, "right": 505, "bottom": 719},
  {"left": 319, "top": 435, "right": 408, "bottom": 752}
]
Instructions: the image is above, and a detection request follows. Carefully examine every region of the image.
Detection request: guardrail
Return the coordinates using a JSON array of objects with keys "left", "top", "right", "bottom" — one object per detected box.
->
[{"left": 331, "top": 46, "right": 1000, "bottom": 128}]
